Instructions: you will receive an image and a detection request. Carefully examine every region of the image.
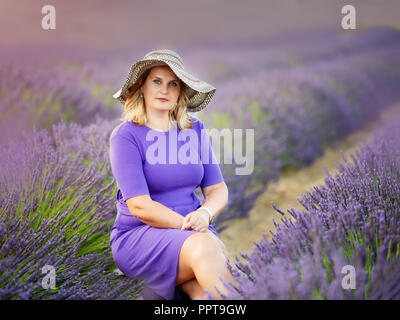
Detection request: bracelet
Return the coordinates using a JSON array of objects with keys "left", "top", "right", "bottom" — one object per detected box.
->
[{"left": 197, "top": 206, "right": 214, "bottom": 224}]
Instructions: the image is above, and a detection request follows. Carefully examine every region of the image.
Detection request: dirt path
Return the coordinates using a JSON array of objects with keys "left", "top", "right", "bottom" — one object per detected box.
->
[{"left": 219, "top": 101, "right": 400, "bottom": 263}]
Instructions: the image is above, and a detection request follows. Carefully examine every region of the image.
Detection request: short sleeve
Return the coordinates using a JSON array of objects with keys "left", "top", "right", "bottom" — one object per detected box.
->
[
  {"left": 198, "top": 120, "right": 225, "bottom": 188},
  {"left": 109, "top": 132, "right": 150, "bottom": 201}
]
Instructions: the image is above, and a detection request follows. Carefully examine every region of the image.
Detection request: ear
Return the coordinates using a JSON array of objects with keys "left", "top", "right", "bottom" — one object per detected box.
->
[{"left": 138, "top": 78, "right": 144, "bottom": 93}]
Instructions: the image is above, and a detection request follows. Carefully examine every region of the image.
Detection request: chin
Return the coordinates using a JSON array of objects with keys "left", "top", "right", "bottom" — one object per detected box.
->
[{"left": 153, "top": 105, "right": 174, "bottom": 111}]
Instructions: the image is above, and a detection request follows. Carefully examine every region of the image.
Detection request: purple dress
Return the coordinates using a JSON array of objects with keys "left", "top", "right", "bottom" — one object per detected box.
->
[{"left": 108, "top": 116, "right": 224, "bottom": 300}]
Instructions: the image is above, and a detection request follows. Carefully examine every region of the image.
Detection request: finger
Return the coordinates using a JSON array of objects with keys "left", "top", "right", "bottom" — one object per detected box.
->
[
  {"left": 190, "top": 220, "right": 200, "bottom": 230},
  {"left": 181, "top": 215, "right": 192, "bottom": 229},
  {"left": 191, "top": 224, "right": 200, "bottom": 231},
  {"left": 182, "top": 223, "right": 191, "bottom": 230},
  {"left": 190, "top": 218, "right": 201, "bottom": 228},
  {"left": 194, "top": 222, "right": 206, "bottom": 232},
  {"left": 183, "top": 219, "right": 195, "bottom": 230}
]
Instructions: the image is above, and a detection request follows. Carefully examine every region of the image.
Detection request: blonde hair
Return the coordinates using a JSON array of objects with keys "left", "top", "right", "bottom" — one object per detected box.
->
[{"left": 119, "top": 67, "right": 196, "bottom": 131}]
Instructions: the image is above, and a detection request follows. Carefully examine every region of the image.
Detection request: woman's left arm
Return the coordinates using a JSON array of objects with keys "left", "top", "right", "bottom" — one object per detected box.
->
[
  {"left": 200, "top": 181, "right": 229, "bottom": 220},
  {"left": 181, "top": 181, "right": 228, "bottom": 231}
]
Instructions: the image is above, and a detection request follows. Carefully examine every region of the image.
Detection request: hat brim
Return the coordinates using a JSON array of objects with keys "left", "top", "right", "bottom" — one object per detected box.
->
[{"left": 113, "top": 59, "right": 215, "bottom": 112}]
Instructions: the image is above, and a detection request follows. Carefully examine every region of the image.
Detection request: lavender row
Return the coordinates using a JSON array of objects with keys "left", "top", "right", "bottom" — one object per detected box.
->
[
  {"left": 181, "top": 27, "right": 400, "bottom": 83},
  {"left": 217, "top": 120, "right": 400, "bottom": 299},
  {"left": 2, "top": 28, "right": 399, "bottom": 147},
  {"left": 54, "top": 27, "right": 400, "bottom": 89},
  {"left": 202, "top": 43, "right": 400, "bottom": 227},
  {"left": 0, "top": 63, "right": 120, "bottom": 144},
  {"left": 0, "top": 119, "right": 143, "bottom": 299}
]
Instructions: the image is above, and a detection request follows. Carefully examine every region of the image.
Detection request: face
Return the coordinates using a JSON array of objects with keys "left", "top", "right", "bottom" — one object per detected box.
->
[{"left": 139, "top": 66, "right": 181, "bottom": 112}]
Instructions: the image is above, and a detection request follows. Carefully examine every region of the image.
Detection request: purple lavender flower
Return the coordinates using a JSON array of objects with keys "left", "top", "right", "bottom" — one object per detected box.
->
[{"left": 218, "top": 121, "right": 400, "bottom": 300}]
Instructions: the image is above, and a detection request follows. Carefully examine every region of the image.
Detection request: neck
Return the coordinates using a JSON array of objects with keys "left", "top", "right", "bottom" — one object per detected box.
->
[{"left": 146, "top": 115, "right": 175, "bottom": 132}]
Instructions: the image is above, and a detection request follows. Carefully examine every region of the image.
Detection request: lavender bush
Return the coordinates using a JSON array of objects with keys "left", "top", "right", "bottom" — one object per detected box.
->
[
  {"left": 0, "top": 119, "right": 143, "bottom": 299},
  {"left": 219, "top": 121, "right": 400, "bottom": 299}
]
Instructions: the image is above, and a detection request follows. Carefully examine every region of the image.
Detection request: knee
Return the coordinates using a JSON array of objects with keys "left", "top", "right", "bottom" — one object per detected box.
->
[{"left": 188, "top": 233, "right": 224, "bottom": 263}]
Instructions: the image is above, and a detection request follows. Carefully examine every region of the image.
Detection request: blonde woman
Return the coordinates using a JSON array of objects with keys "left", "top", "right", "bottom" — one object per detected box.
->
[{"left": 109, "top": 49, "right": 236, "bottom": 300}]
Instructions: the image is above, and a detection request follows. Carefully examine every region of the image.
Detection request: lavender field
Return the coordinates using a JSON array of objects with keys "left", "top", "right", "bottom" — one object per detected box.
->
[
  {"left": 1, "top": 27, "right": 400, "bottom": 299},
  {"left": 223, "top": 120, "right": 400, "bottom": 299}
]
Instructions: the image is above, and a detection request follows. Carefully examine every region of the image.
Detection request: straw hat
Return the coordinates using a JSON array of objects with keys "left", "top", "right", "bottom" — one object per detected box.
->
[{"left": 113, "top": 49, "right": 216, "bottom": 112}]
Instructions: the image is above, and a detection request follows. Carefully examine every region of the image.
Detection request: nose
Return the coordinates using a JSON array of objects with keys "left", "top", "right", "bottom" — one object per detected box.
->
[{"left": 160, "top": 83, "right": 169, "bottom": 94}]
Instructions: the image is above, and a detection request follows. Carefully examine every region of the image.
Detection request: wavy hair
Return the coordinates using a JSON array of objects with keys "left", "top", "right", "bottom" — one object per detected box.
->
[{"left": 119, "top": 67, "right": 196, "bottom": 131}]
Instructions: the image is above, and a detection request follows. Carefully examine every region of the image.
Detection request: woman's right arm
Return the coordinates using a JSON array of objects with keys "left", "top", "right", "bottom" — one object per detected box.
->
[
  {"left": 110, "top": 131, "right": 184, "bottom": 229},
  {"left": 126, "top": 195, "right": 184, "bottom": 229}
]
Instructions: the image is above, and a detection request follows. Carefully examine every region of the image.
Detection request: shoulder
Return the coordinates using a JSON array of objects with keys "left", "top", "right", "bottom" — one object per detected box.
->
[
  {"left": 188, "top": 115, "right": 205, "bottom": 130},
  {"left": 110, "top": 121, "right": 140, "bottom": 144}
]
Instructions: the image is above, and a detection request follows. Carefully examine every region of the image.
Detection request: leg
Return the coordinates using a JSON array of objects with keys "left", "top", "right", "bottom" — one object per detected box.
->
[
  {"left": 176, "top": 231, "right": 229, "bottom": 285},
  {"left": 176, "top": 238, "right": 205, "bottom": 299},
  {"left": 178, "top": 232, "right": 236, "bottom": 299},
  {"left": 178, "top": 278, "right": 206, "bottom": 300},
  {"left": 205, "top": 230, "right": 230, "bottom": 262}
]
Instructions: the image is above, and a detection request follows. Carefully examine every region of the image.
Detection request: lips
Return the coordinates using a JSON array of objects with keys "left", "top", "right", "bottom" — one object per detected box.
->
[{"left": 157, "top": 98, "right": 168, "bottom": 102}]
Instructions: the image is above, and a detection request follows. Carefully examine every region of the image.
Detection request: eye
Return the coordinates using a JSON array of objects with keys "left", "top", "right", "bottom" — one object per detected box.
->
[{"left": 153, "top": 79, "right": 178, "bottom": 86}]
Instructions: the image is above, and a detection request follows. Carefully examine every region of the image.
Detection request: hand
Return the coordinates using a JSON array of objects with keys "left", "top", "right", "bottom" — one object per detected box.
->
[{"left": 181, "top": 209, "right": 209, "bottom": 232}]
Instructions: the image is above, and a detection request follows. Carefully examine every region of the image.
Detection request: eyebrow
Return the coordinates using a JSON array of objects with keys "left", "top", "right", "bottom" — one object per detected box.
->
[{"left": 152, "top": 76, "right": 179, "bottom": 82}]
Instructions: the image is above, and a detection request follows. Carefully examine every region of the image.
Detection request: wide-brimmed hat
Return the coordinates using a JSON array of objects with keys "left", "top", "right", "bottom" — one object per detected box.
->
[{"left": 113, "top": 49, "right": 216, "bottom": 112}]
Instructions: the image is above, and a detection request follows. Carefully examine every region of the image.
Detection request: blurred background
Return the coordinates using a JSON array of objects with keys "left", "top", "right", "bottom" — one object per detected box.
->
[
  {"left": 1, "top": 0, "right": 400, "bottom": 300},
  {"left": 1, "top": 0, "right": 399, "bottom": 139},
  {"left": 1, "top": 0, "right": 400, "bottom": 48}
]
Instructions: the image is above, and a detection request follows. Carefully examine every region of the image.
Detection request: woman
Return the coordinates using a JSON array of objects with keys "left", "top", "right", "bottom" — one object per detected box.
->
[{"left": 109, "top": 49, "right": 236, "bottom": 300}]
